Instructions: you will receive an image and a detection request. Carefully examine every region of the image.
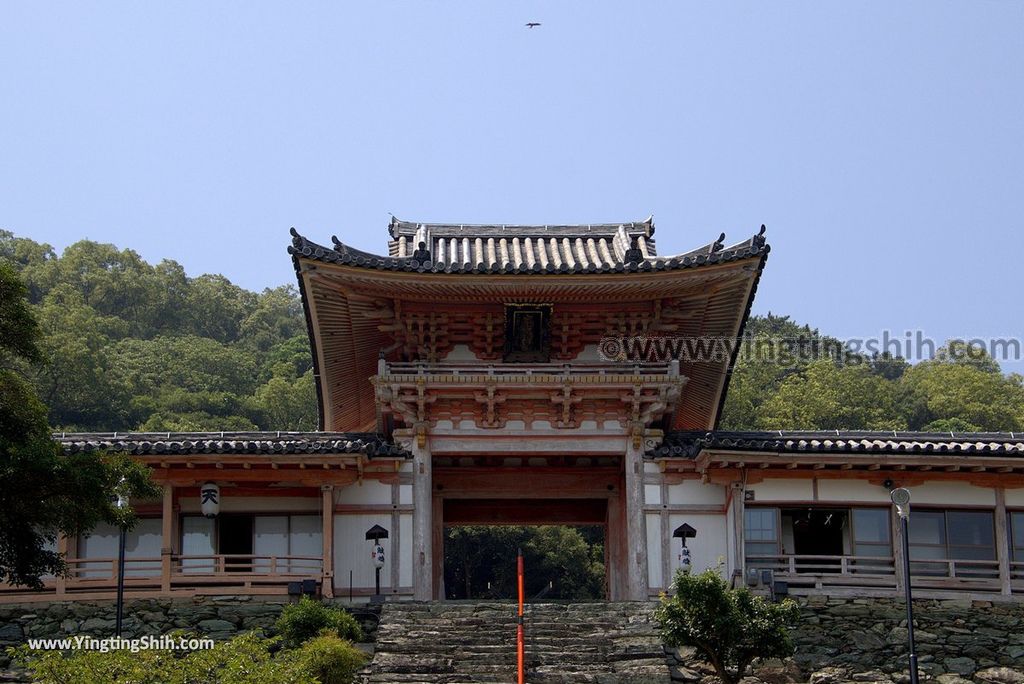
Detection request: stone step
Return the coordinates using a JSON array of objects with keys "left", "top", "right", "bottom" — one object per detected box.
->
[{"left": 362, "top": 602, "right": 670, "bottom": 684}]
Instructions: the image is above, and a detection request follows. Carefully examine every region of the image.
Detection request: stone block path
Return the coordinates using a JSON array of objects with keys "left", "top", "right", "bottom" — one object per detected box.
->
[{"left": 362, "top": 601, "right": 672, "bottom": 683}]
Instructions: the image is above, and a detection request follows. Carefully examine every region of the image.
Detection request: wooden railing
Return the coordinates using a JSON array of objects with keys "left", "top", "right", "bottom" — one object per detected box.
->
[
  {"left": 1011, "top": 561, "right": 1024, "bottom": 591},
  {"left": 0, "top": 554, "right": 324, "bottom": 598},
  {"left": 174, "top": 554, "right": 322, "bottom": 576},
  {"left": 908, "top": 558, "right": 1002, "bottom": 590},
  {"left": 382, "top": 360, "right": 677, "bottom": 378},
  {"left": 747, "top": 553, "right": 1009, "bottom": 593},
  {"left": 746, "top": 554, "right": 898, "bottom": 590}
]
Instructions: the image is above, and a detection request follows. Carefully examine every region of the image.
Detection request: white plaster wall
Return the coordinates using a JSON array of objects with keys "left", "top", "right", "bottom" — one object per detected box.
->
[
  {"left": 667, "top": 480, "right": 726, "bottom": 506},
  {"left": 644, "top": 463, "right": 661, "bottom": 475},
  {"left": 442, "top": 344, "right": 479, "bottom": 361},
  {"left": 398, "top": 512, "right": 413, "bottom": 588},
  {"left": 179, "top": 496, "right": 318, "bottom": 514},
  {"left": 909, "top": 482, "right": 995, "bottom": 506},
  {"left": 1005, "top": 489, "right": 1024, "bottom": 507},
  {"left": 816, "top": 479, "right": 892, "bottom": 503},
  {"left": 748, "top": 479, "right": 814, "bottom": 502},
  {"left": 646, "top": 513, "right": 663, "bottom": 590},
  {"left": 669, "top": 513, "right": 728, "bottom": 577},
  {"left": 399, "top": 484, "right": 413, "bottom": 506},
  {"left": 335, "top": 481, "right": 392, "bottom": 506},
  {"left": 333, "top": 514, "right": 393, "bottom": 591},
  {"left": 644, "top": 485, "right": 662, "bottom": 505}
]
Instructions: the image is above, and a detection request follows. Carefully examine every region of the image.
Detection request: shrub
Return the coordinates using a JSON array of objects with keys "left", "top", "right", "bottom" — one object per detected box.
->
[
  {"left": 275, "top": 596, "right": 363, "bottom": 647},
  {"left": 655, "top": 568, "right": 800, "bottom": 684},
  {"left": 9, "top": 632, "right": 309, "bottom": 684},
  {"left": 296, "top": 633, "right": 368, "bottom": 684}
]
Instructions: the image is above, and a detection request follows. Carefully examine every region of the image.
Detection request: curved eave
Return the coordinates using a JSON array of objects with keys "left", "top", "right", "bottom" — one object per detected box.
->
[
  {"left": 288, "top": 228, "right": 768, "bottom": 276},
  {"left": 290, "top": 227, "right": 770, "bottom": 432}
]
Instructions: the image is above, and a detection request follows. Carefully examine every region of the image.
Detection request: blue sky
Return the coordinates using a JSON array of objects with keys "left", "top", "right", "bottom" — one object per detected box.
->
[{"left": 2, "top": 2, "right": 1022, "bottom": 368}]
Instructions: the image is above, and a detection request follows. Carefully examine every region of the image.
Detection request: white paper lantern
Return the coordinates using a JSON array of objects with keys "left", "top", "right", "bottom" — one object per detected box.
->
[{"left": 200, "top": 483, "right": 220, "bottom": 518}]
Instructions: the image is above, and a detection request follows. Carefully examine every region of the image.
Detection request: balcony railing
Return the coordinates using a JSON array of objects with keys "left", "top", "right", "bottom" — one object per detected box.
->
[
  {"left": 746, "top": 554, "right": 898, "bottom": 590},
  {"left": 0, "top": 554, "right": 324, "bottom": 599},
  {"left": 381, "top": 360, "right": 678, "bottom": 378},
  {"left": 747, "top": 553, "right": 1009, "bottom": 594},
  {"left": 907, "top": 558, "right": 1002, "bottom": 591}
]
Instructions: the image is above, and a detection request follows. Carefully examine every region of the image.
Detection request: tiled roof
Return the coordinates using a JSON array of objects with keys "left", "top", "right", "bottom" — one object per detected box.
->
[
  {"left": 289, "top": 221, "right": 767, "bottom": 275},
  {"left": 56, "top": 432, "right": 411, "bottom": 458},
  {"left": 649, "top": 430, "right": 1024, "bottom": 459},
  {"left": 387, "top": 217, "right": 659, "bottom": 266}
]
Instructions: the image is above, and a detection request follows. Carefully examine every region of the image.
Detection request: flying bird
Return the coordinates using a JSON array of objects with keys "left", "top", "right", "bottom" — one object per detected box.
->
[{"left": 525, "top": 22, "right": 541, "bottom": 28}]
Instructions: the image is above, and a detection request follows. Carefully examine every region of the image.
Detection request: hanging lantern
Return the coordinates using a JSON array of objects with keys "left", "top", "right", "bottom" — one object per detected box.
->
[{"left": 200, "top": 483, "right": 220, "bottom": 518}]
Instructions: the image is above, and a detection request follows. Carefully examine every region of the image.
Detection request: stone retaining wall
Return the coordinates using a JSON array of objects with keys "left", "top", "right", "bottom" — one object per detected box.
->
[
  {"left": 669, "top": 596, "right": 1024, "bottom": 684},
  {"left": 2, "top": 596, "right": 1023, "bottom": 683},
  {"left": 0, "top": 596, "right": 380, "bottom": 671}
]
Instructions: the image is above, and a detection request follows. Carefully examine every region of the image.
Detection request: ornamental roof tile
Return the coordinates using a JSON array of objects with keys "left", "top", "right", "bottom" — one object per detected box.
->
[
  {"left": 648, "top": 430, "right": 1024, "bottom": 459},
  {"left": 56, "top": 432, "right": 410, "bottom": 458},
  {"left": 289, "top": 220, "right": 767, "bottom": 275}
]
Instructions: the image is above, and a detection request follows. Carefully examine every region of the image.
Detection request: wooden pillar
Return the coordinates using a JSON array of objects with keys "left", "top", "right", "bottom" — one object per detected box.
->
[
  {"left": 995, "top": 488, "right": 1012, "bottom": 595},
  {"left": 161, "top": 484, "right": 173, "bottom": 593},
  {"left": 322, "top": 485, "right": 334, "bottom": 599},
  {"left": 432, "top": 495, "right": 444, "bottom": 600},
  {"left": 412, "top": 435, "right": 433, "bottom": 600},
  {"left": 606, "top": 492, "right": 626, "bottom": 600},
  {"left": 660, "top": 481, "right": 671, "bottom": 592},
  {"left": 55, "top": 534, "right": 69, "bottom": 596},
  {"left": 624, "top": 439, "right": 649, "bottom": 600},
  {"left": 390, "top": 483, "right": 402, "bottom": 596}
]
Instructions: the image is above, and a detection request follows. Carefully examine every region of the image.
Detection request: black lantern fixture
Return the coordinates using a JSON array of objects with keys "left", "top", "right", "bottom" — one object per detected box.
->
[
  {"left": 672, "top": 523, "right": 697, "bottom": 574},
  {"left": 365, "top": 525, "right": 389, "bottom": 603}
]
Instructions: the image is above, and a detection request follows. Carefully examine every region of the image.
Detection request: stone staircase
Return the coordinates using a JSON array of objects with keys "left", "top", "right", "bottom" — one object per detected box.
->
[{"left": 363, "top": 601, "right": 672, "bottom": 683}]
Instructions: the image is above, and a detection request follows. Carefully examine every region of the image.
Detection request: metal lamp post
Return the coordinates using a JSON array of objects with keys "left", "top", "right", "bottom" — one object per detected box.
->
[
  {"left": 365, "top": 525, "right": 389, "bottom": 604},
  {"left": 114, "top": 489, "right": 128, "bottom": 637},
  {"left": 891, "top": 487, "right": 919, "bottom": 684}
]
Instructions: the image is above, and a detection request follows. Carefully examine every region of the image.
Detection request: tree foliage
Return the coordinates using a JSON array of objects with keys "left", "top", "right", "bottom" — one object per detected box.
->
[
  {"left": 0, "top": 263, "right": 156, "bottom": 588},
  {"left": 444, "top": 526, "right": 605, "bottom": 601},
  {"left": 656, "top": 568, "right": 800, "bottom": 684},
  {"left": 1, "top": 230, "right": 316, "bottom": 432},
  {"left": 721, "top": 313, "right": 1024, "bottom": 432},
  {"left": 274, "top": 596, "right": 363, "bottom": 648},
  {"left": 10, "top": 631, "right": 350, "bottom": 684}
]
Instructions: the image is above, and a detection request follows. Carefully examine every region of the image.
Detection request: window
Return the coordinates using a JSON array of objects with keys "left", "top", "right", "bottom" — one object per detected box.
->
[
  {"left": 503, "top": 304, "right": 551, "bottom": 362},
  {"left": 909, "top": 509, "right": 996, "bottom": 576},
  {"left": 1009, "top": 512, "right": 1024, "bottom": 563},
  {"left": 78, "top": 519, "right": 162, "bottom": 578},
  {"left": 850, "top": 508, "right": 893, "bottom": 573},
  {"left": 180, "top": 514, "right": 322, "bottom": 575},
  {"left": 744, "top": 508, "right": 779, "bottom": 558}
]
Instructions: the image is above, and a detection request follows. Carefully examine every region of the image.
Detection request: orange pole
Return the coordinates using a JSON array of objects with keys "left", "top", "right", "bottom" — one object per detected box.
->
[{"left": 517, "top": 548, "right": 525, "bottom": 684}]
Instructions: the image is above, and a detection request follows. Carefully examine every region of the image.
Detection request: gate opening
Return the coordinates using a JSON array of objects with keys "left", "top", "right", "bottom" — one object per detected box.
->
[
  {"left": 443, "top": 524, "right": 606, "bottom": 601},
  {"left": 442, "top": 497, "right": 606, "bottom": 597}
]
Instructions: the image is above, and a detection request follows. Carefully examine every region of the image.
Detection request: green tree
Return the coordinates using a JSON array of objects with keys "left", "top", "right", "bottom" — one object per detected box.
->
[
  {"left": 254, "top": 372, "right": 317, "bottom": 431},
  {"left": 184, "top": 274, "right": 258, "bottom": 343},
  {"left": 444, "top": 526, "right": 605, "bottom": 600},
  {"left": 0, "top": 263, "right": 156, "bottom": 587},
  {"left": 758, "top": 360, "right": 906, "bottom": 431},
  {"left": 656, "top": 568, "right": 800, "bottom": 684},
  {"left": 240, "top": 285, "right": 306, "bottom": 352},
  {"left": 33, "top": 286, "right": 131, "bottom": 430},
  {"left": 900, "top": 346, "right": 1024, "bottom": 431}
]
